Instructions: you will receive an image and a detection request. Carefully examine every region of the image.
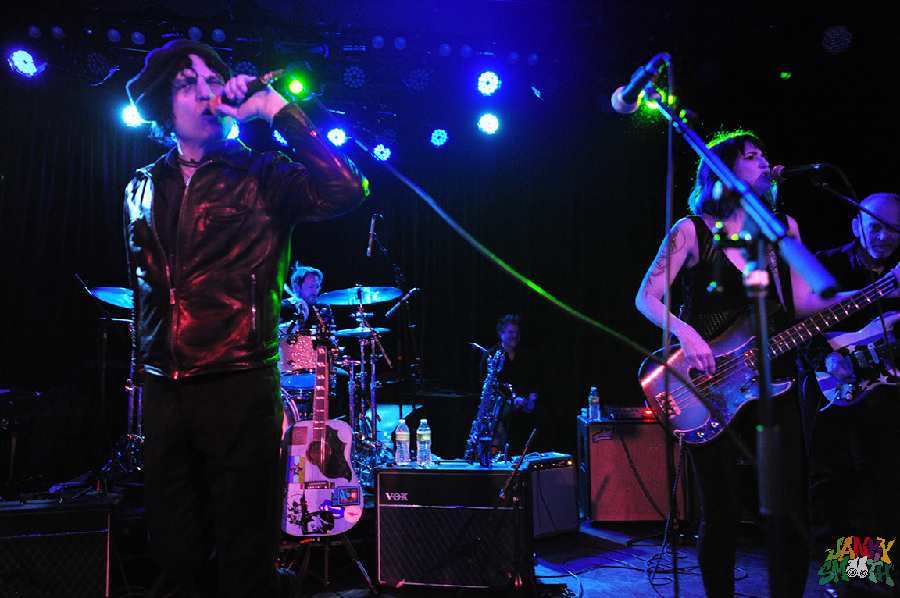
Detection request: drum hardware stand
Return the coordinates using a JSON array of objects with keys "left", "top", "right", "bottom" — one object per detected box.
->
[{"left": 75, "top": 275, "right": 143, "bottom": 482}]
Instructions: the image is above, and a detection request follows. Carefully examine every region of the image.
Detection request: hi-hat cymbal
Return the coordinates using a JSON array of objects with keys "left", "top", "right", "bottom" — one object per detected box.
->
[
  {"left": 335, "top": 326, "right": 390, "bottom": 338},
  {"left": 316, "top": 286, "right": 402, "bottom": 305},
  {"left": 91, "top": 287, "right": 133, "bottom": 309}
]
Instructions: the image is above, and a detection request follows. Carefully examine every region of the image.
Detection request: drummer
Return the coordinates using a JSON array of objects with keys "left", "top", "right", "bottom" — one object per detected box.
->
[{"left": 281, "top": 263, "right": 327, "bottom": 329}]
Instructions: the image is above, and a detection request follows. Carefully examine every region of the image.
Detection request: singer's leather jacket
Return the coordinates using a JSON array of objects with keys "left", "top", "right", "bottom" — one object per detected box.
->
[{"left": 124, "top": 102, "right": 367, "bottom": 380}]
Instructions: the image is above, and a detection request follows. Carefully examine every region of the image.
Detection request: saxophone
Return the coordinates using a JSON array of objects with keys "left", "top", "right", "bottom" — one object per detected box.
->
[{"left": 464, "top": 349, "right": 506, "bottom": 465}]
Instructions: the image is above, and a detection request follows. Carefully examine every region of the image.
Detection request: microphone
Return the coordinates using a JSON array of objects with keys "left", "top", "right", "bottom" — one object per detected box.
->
[
  {"left": 771, "top": 163, "right": 830, "bottom": 182},
  {"left": 385, "top": 288, "right": 419, "bottom": 318},
  {"left": 366, "top": 214, "right": 379, "bottom": 257},
  {"left": 611, "top": 53, "right": 670, "bottom": 114},
  {"left": 208, "top": 69, "right": 284, "bottom": 110}
]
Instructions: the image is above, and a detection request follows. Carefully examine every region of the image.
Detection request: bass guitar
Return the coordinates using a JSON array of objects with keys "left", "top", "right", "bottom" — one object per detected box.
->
[
  {"left": 638, "top": 273, "right": 898, "bottom": 444},
  {"left": 283, "top": 308, "right": 363, "bottom": 536},
  {"left": 815, "top": 310, "right": 900, "bottom": 409}
]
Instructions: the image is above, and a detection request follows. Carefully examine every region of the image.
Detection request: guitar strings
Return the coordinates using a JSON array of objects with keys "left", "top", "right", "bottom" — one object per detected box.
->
[{"left": 657, "top": 276, "right": 898, "bottom": 411}]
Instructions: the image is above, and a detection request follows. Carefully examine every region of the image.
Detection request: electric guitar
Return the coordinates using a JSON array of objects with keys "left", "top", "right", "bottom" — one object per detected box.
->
[
  {"left": 815, "top": 310, "right": 900, "bottom": 409},
  {"left": 283, "top": 309, "right": 363, "bottom": 536},
  {"left": 638, "top": 273, "right": 898, "bottom": 444}
]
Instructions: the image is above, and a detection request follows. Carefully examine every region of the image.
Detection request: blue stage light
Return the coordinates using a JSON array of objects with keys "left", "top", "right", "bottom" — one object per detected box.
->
[
  {"left": 477, "top": 113, "right": 499, "bottom": 135},
  {"left": 122, "top": 104, "right": 145, "bottom": 127},
  {"left": 273, "top": 130, "right": 288, "bottom": 146},
  {"left": 327, "top": 128, "right": 347, "bottom": 146},
  {"left": 7, "top": 49, "right": 44, "bottom": 78},
  {"left": 430, "top": 129, "right": 448, "bottom": 147},
  {"left": 477, "top": 71, "right": 501, "bottom": 96},
  {"left": 373, "top": 144, "right": 391, "bottom": 161}
]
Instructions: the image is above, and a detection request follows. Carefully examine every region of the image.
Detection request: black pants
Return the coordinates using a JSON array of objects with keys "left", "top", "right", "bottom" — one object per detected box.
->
[
  {"left": 798, "top": 375, "right": 900, "bottom": 559},
  {"left": 143, "top": 367, "right": 284, "bottom": 598},
  {"left": 688, "top": 395, "right": 809, "bottom": 598}
]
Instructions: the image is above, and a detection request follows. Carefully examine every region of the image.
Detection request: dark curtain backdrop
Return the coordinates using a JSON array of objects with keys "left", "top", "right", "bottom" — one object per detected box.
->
[{"left": 3, "top": 11, "right": 898, "bottom": 485}]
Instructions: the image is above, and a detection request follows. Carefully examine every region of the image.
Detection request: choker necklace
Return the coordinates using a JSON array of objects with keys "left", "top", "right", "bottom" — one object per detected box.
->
[{"left": 176, "top": 155, "right": 203, "bottom": 168}]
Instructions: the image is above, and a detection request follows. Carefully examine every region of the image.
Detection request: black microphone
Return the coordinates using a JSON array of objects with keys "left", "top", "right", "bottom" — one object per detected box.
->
[
  {"left": 209, "top": 69, "right": 284, "bottom": 109},
  {"left": 771, "top": 163, "right": 830, "bottom": 183},
  {"left": 366, "top": 214, "right": 379, "bottom": 257},
  {"left": 611, "top": 53, "right": 670, "bottom": 114}
]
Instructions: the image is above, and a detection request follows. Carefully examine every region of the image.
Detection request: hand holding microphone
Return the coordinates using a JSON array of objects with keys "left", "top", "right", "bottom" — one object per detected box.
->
[{"left": 210, "top": 70, "right": 286, "bottom": 122}]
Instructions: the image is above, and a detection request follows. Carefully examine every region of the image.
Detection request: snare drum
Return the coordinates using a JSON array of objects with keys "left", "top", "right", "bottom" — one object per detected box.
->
[{"left": 278, "top": 322, "right": 317, "bottom": 373}]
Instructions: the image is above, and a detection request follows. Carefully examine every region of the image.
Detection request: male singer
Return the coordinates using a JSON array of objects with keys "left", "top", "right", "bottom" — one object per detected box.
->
[{"left": 124, "top": 39, "right": 366, "bottom": 597}]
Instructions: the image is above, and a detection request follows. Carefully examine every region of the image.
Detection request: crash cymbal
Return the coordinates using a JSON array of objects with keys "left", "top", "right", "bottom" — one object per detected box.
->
[
  {"left": 335, "top": 326, "right": 390, "bottom": 338},
  {"left": 316, "top": 286, "right": 402, "bottom": 305},
  {"left": 90, "top": 287, "right": 133, "bottom": 309}
]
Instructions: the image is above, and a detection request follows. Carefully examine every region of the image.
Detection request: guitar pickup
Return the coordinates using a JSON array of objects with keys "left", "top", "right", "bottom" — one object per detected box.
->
[
  {"left": 297, "top": 481, "right": 334, "bottom": 490},
  {"left": 654, "top": 393, "right": 681, "bottom": 417}
]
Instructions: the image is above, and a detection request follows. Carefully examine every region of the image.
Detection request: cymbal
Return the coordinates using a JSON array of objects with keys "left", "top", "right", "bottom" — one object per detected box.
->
[
  {"left": 335, "top": 326, "right": 390, "bottom": 338},
  {"left": 91, "top": 287, "right": 133, "bottom": 309},
  {"left": 316, "top": 286, "right": 402, "bottom": 305}
]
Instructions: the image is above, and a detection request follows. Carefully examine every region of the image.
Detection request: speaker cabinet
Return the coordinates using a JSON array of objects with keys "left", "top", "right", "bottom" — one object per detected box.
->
[
  {"left": 527, "top": 453, "right": 579, "bottom": 538},
  {"left": 376, "top": 464, "right": 532, "bottom": 588},
  {"left": 0, "top": 498, "right": 113, "bottom": 597},
  {"left": 577, "top": 415, "right": 694, "bottom": 522}
]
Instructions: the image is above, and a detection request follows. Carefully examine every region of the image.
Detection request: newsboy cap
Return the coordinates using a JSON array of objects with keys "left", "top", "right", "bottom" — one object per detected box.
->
[{"left": 126, "top": 39, "right": 231, "bottom": 123}]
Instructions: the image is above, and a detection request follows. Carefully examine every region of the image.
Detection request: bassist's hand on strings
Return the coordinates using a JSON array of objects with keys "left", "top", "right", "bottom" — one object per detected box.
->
[{"left": 674, "top": 322, "right": 717, "bottom": 375}]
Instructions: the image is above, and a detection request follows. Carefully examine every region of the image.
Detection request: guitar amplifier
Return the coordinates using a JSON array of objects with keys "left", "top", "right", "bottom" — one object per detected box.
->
[
  {"left": 0, "top": 496, "right": 115, "bottom": 598},
  {"left": 376, "top": 462, "right": 533, "bottom": 588},
  {"left": 577, "top": 415, "right": 696, "bottom": 522}
]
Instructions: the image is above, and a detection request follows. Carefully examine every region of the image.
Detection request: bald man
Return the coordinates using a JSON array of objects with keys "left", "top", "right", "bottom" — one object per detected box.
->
[{"left": 797, "top": 192, "right": 900, "bottom": 576}]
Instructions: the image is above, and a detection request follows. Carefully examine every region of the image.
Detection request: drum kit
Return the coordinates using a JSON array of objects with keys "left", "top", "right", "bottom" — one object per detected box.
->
[{"left": 86, "top": 282, "right": 406, "bottom": 487}]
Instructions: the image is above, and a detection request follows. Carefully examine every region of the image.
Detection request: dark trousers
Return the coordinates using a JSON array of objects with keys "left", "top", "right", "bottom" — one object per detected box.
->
[
  {"left": 798, "top": 375, "right": 900, "bottom": 559},
  {"left": 143, "top": 367, "right": 284, "bottom": 598},
  {"left": 688, "top": 395, "right": 809, "bottom": 598}
]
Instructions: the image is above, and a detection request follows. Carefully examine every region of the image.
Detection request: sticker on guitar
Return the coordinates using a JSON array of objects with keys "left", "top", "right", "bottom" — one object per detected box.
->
[{"left": 815, "top": 311, "right": 900, "bottom": 409}]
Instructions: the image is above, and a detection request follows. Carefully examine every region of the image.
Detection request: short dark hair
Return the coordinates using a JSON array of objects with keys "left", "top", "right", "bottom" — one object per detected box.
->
[
  {"left": 687, "top": 130, "right": 776, "bottom": 218},
  {"left": 496, "top": 314, "right": 521, "bottom": 338},
  {"left": 290, "top": 263, "right": 323, "bottom": 289},
  {"left": 126, "top": 39, "right": 231, "bottom": 145}
]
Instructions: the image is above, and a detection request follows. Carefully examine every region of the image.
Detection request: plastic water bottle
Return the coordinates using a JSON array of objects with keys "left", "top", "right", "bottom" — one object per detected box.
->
[
  {"left": 416, "top": 419, "right": 433, "bottom": 468},
  {"left": 588, "top": 386, "right": 602, "bottom": 421},
  {"left": 394, "top": 419, "right": 411, "bottom": 466}
]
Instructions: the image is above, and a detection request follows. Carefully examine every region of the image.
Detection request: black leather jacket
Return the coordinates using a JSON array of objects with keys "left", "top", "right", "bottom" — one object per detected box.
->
[{"left": 124, "top": 103, "right": 366, "bottom": 380}]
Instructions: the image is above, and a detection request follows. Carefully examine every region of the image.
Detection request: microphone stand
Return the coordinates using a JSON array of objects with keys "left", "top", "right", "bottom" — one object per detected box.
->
[{"left": 643, "top": 78, "right": 834, "bottom": 598}]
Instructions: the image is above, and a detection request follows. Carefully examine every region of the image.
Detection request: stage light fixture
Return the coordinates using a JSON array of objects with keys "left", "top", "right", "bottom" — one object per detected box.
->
[
  {"left": 7, "top": 49, "right": 45, "bottom": 78},
  {"left": 822, "top": 25, "right": 852, "bottom": 54},
  {"left": 527, "top": 53, "right": 539, "bottom": 66},
  {"left": 273, "top": 130, "right": 288, "bottom": 146},
  {"left": 107, "top": 29, "right": 121, "bottom": 43},
  {"left": 394, "top": 37, "right": 407, "bottom": 50},
  {"left": 477, "top": 71, "right": 501, "bottom": 96},
  {"left": 86, "top": 51, "right": 112, "bottom": 78},
  {"left": 373, "top": 144, "right": 391, "bottom": 161},
  {"left": 288, "top": 79, "right": 304, "bottom": 95},
  {"left": 233, "top": 61, "right": 258, "bottom": 77},
  {"left": 405, "top": 68, "right": 429, "bottom": 92},
  {"left": 188, "top": 27, "right": 202, "bottom": 41},
  {"left": 327, "top": 128, "right": 347, "bottom": 146},
  {"left": 507, "top": 51, "right": 519, "bottom": 64},
  {"left": 27, "top": 26, "right": 41, "bottom": 39},
  {"left": 51, "top": 26, "right": 65, "bottom": 40},
  {"left": 212, "top": 29, "right": 226, "bottom": 43},
  {"left": 131, "top": 31, "right": 146, "bottom": 46},
  {"left": 430, "top": 129, "right": 448, "bottom": 147},
  {"left": 372, "top": 35, "right": 385, "bottom": 49},
  {"left": 122, "top": 104, "right": 145, "bottom": 127},
  {"left": 460, "top": 44, "right": 473, "bottom": 58},
  {"left": 439, "top": 43, "right": 452, "bottom": 57},
  {"left": 342, "top": 65, "right": 366, "bottom": 89},
  {"left": 227, "top": 122, "right": 240, "bottom": 140},
  {"left": 477, "top": 113, "right": 499, "bottom": 135}
]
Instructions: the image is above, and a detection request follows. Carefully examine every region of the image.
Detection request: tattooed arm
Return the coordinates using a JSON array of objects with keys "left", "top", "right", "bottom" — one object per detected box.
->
[{"left": 635, "top": 217, "right": 717, "bottom": 374}]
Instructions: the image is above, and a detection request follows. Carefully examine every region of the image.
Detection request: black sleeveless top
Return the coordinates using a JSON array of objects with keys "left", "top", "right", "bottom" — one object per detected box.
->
[{"left": 679, "top": 215, "right": 792, "bottom": 342}]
